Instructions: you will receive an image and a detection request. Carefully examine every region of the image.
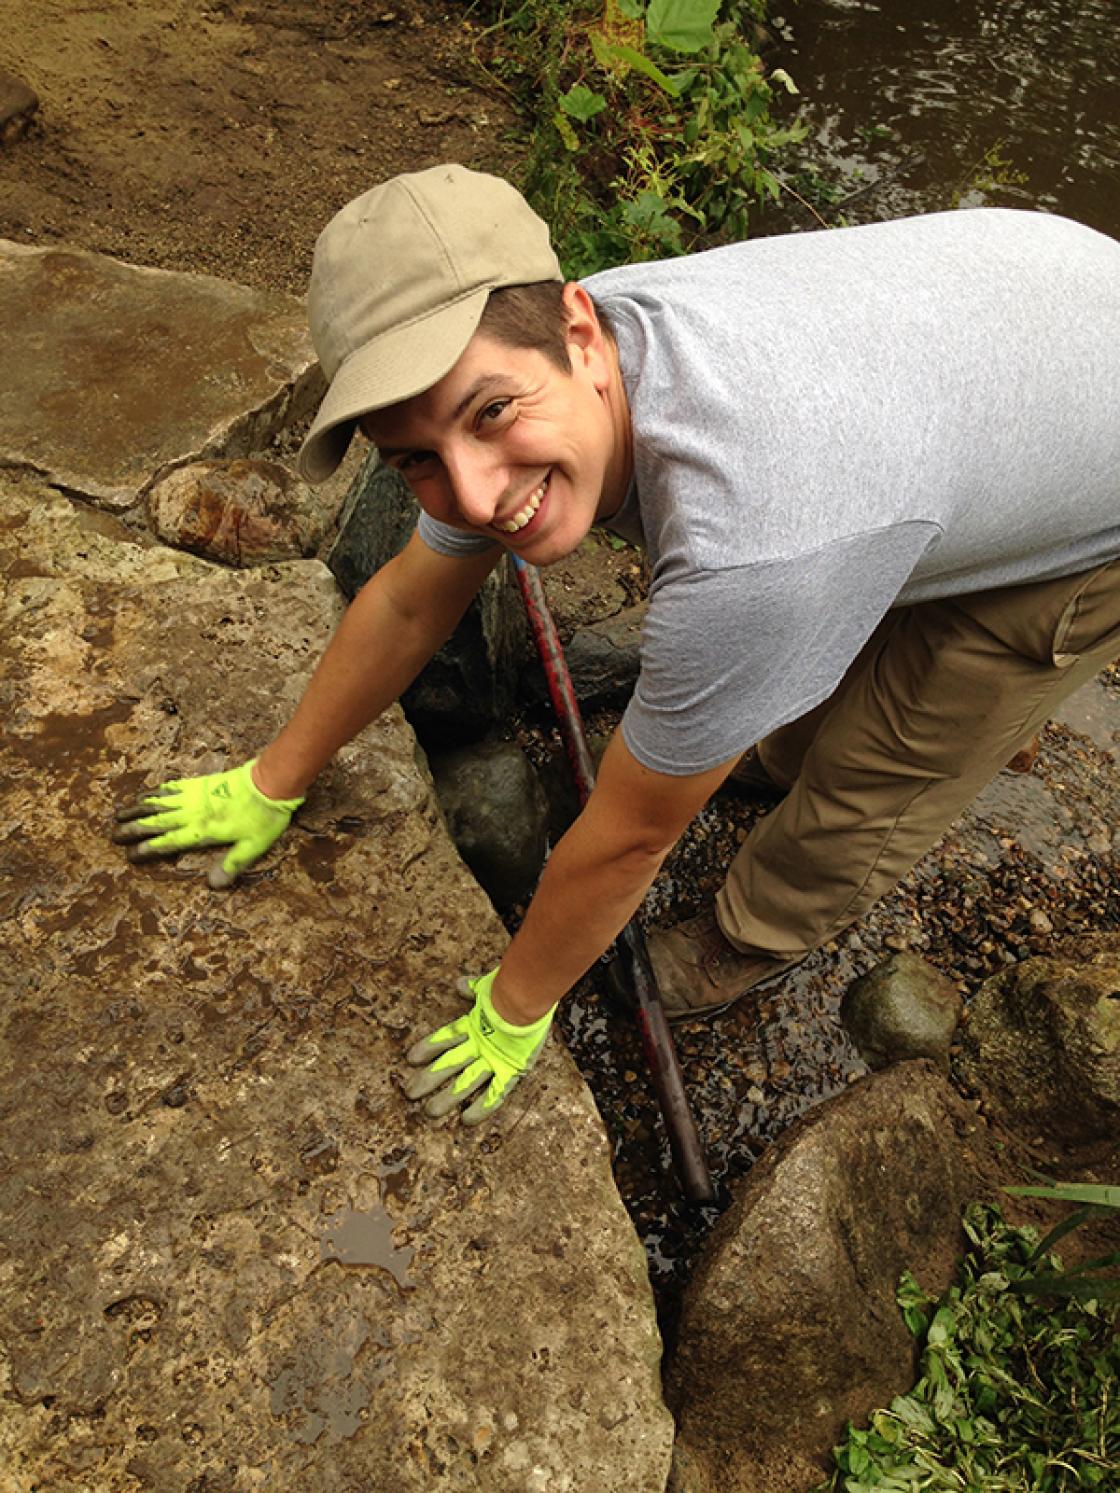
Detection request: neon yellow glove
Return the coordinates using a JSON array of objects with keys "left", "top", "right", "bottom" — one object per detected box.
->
[
  {"left": 404, "top": 968, "right": 555, "bottom": 1125},
  {"left": 113, "top": 759, "right": 303, "bottom": 888}
]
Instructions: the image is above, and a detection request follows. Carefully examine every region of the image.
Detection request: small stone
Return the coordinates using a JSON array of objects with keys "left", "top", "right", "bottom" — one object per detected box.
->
[
  {"left": 1028, "top": 908, "right": 1053, "bottom": 934},
  {"left": 840, "top": 953, "right": 963, "bottom": 1071},
  {"left": 147, "top": 459, "right": 326, "bottom": 567},
  {"left": 0, "top": 70, "right": 38, "bottom": 144}
]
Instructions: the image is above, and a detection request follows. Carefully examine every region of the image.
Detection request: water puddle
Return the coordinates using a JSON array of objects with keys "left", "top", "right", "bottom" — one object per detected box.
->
[{"left": 318, "top": 1203, "right": 415, "bottom": 1290}]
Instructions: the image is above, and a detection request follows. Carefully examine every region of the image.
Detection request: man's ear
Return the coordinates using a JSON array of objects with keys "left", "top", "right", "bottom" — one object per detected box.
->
[{"left": 562, "top": 282, "right": 611, "bottom": 387}]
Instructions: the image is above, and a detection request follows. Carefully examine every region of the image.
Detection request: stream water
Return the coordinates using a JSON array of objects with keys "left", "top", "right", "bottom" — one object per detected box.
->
[{"left": 764, "top": 0, "right": 1120, "bottom": 236}]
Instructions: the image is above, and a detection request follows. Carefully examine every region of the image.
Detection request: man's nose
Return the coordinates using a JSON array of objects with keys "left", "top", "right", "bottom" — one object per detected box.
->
[{"left": 444, "top": 444, "right": 509, "bottom": 528}]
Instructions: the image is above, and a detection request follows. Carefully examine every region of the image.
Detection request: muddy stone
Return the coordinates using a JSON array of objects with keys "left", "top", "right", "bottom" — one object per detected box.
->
[
  {"left": 956, "top": 939, "right": 1120, "bottom": 1147},
  {"left": 0, "top": 70, "right": 38, "bottom": 142},
  {"left": 0, "top": 240, "right": 321, "bottom": 509},
  {"left": 0, "top": 499, "right": 673, "bottom": 1490}
]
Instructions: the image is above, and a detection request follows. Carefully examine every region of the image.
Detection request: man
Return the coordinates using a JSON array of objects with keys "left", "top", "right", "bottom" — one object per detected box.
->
[{"left": 116, "top": 164, "right": 1120, "bottom": 1126}]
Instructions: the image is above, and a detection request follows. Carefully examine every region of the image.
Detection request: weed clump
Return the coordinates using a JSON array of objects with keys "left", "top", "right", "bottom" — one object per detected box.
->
[{"left": 470, "top": 0, "right": 806, "bottom": 275}]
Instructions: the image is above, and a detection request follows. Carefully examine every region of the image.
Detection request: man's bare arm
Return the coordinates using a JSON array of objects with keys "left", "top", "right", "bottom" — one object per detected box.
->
[
  {"left": 491, "top": 730, "right": 738, "bottom": 1023},
  {"left": 253, "top": 532, "right": 501, "bottom": 798}
]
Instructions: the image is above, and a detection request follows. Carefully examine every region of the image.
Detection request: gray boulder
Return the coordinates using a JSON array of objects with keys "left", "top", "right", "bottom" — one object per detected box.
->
[
  {"left": 328, "top": 454, "right": 528, "bottom": 744},
  {"left": 428, "top": 739, "right": 550, "bottom": 909},
  {"left": 956, "top": 937, "right": 1120, "bottom": 1146},
  {"left": 666, "top": 1062, "right": 977, "bottom": 1493},
  {"left": 841, "top": 953, "right": 963, "bottom": 1071},
  {"left": 0, "top": 471, "right": 674, "bottom": 1492}
]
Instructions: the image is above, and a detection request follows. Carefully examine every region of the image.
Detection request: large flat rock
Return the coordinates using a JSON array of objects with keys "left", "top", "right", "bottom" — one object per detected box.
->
[
  {"left": 0, "top": 241, "right": 321, "bottom": 509},
  {"left": 0, "top": 477, "right": 673, "bottom": 1490}
]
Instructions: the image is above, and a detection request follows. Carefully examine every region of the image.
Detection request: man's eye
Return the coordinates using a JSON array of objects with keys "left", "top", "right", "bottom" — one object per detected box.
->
[
  {"left": 397, "top": 451, "right": 435, "bottom": 471},
  {"left": 479, "top": 399, "right": 511, "bottom": 426}
]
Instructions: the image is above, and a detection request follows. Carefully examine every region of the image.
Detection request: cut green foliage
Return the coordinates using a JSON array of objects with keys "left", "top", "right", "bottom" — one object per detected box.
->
[
  {"left": 469, "top": 0, "right": 807, "bottom": 275},
  {"left": 820, "top": 1202, "right": 1120, "bottom": 1491}
]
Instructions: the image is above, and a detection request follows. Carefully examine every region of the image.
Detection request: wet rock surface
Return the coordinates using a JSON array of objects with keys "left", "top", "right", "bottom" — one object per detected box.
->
[
  {"left": 841, "top": 952, "right": 963, "bottom": 1071},
  {"left": 0, "top": 240, "right": 320, "bottom": 510},
  {"left": 0, "top": 471, "right": 674, "bottom": 1489},
  {"left": 665, "top": 1063, "right": 978, "bottom": 1493},
  {"left": 957, "top": 936, "right": 1120, "bottom": 1147}
]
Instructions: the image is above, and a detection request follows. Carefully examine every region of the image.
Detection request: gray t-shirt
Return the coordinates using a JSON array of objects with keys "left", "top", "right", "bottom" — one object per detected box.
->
[{"left": 419, "top": 208, "right": 1120, "bottom": 775}]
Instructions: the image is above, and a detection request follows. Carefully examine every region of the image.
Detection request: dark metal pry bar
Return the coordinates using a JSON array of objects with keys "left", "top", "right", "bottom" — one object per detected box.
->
[{"left": 513, "top": 555, "right": 716, "bottom": 1204}]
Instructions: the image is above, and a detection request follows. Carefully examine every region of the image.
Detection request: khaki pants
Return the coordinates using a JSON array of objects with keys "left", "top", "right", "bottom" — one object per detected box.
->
[{"left": 716, "top": 558, "right": 1120, "bottom": 959}]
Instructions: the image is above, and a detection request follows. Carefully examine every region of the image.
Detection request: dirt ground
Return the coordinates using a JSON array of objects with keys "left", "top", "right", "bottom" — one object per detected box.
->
[{"left": 0, "top": 0, "right": 519, "bottom": 296}]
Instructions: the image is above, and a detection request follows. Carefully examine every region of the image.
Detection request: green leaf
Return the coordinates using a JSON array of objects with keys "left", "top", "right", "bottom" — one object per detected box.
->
[
  {"left": 645, "top": 0, "right": 720, "bottom": 54},
  {"left": 559, "top": 84, "right": 607, "bottom": 122},
  {"left": 1007, "top": 1182, "right": 1120, "bottom": 1208},
  {"left": 590, "top": 34, "right": 685, "bottom": 95},
  {"left": 769, "top": 66, "right": 800, "bottom": 95},
  {"left": 616, "top": 0, "right": 644, "bottom": 16}
]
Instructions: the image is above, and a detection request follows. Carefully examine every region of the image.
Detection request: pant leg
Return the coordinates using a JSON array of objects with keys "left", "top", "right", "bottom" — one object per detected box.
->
[
  {"left": 755, "top": 615, "right": 901, "bottom": 789},
  {"left": 716, "top": 559, "right": 1120, "bottom": 958}
]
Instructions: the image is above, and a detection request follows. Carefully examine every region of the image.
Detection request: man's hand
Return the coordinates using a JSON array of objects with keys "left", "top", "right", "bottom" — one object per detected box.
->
[
  {"left": 113, "top": 760, "right": 304, "bottom": 888},
  {"left": 404, "top": 968, "right": 555, "bottom": 1125}
]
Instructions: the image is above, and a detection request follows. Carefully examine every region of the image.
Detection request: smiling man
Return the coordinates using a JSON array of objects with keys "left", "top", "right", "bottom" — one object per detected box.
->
[{"left": 116, "top": 163, "right": 1120, "bottom": 1125}]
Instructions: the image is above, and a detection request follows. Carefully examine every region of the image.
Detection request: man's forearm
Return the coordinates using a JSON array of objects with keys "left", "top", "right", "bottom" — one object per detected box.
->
[
  {"left": 253, "top": 539, "right": 499, "bottom": 799},
  {"left": 492, "top": 809, "right": 669, "bottom": 1024},
  {"left": 490, "top": 732, "right": 736, "bottom": 1026},
  {"left": 253, "top": 580, "right": 445, "bottom": 797}
]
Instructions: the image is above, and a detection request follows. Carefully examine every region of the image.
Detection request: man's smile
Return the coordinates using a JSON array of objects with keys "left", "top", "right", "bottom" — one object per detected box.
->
[{"left": 491, "top": 471, "right": 551, "bottom": 536}]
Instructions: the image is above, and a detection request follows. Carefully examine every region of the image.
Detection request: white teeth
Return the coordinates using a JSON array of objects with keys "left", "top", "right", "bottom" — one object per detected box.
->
[{"left": 495, "top": 477, "right": 547, "bottom": 534}]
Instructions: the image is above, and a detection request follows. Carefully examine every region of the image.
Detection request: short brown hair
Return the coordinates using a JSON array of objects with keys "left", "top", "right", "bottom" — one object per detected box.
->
[{"left": 477, "top": 281, "right": 572, "bottom": 371}]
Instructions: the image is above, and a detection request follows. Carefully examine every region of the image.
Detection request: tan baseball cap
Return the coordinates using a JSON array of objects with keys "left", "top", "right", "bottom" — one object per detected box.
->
[{"left": 297, "top": 164, "right": 563, "bottom": 484}]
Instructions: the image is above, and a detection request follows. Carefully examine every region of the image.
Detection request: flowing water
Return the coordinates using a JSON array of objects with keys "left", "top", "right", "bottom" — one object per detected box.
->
[{"left": 764, "top": 0, "right": 1120, "bottom": 236}]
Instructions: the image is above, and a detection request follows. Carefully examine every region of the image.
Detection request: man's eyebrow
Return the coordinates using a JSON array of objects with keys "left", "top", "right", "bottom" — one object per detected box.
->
[{"left": 371, "top": 374, "right": 509, "bottom": 457}]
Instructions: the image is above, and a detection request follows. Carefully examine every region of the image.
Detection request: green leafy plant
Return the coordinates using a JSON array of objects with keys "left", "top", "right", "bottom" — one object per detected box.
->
[
  {"left": 1005, "top": 1177, "right": 1120, "bottom": 1303},
  {"left": 470, "top": 0, "right": 807, "bottom": 275},
  {"left": 820, "top": 1202, "right": 1120, "bottom": 1491}
]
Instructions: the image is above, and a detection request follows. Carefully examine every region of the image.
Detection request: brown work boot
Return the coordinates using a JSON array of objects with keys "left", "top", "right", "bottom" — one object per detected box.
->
[
  {"left": 646, "top": 909, "right": 799, "bottom": 1023},
  {"left": 722, "top": 746, "right": 787, "bottom": 799}
]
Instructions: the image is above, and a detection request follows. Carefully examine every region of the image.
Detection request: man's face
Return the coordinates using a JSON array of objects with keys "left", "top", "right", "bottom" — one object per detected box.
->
[{"left": 361, "top": 289, "right": 626, "bottom": 568}]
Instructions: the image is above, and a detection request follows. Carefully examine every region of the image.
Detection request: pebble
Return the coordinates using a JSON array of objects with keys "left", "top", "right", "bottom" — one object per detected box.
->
[{"left": 0, "top": 70, "right": 38, "bottom": 143}]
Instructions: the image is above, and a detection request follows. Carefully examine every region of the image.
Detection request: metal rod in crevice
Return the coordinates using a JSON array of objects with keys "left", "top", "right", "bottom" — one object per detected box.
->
[{"left": 513, "top": 555, "right": 716, "bottom": 1204}]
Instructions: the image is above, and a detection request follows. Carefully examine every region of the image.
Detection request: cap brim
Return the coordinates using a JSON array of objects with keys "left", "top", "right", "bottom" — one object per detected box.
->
[{"left": 297, "top": 290, "right": 490, "bottom": 484}]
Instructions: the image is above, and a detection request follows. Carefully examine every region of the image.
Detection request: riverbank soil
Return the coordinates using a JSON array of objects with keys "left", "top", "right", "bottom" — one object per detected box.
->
[{"left": 0, "top": 0, "right": 518, "bottom": 296}]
